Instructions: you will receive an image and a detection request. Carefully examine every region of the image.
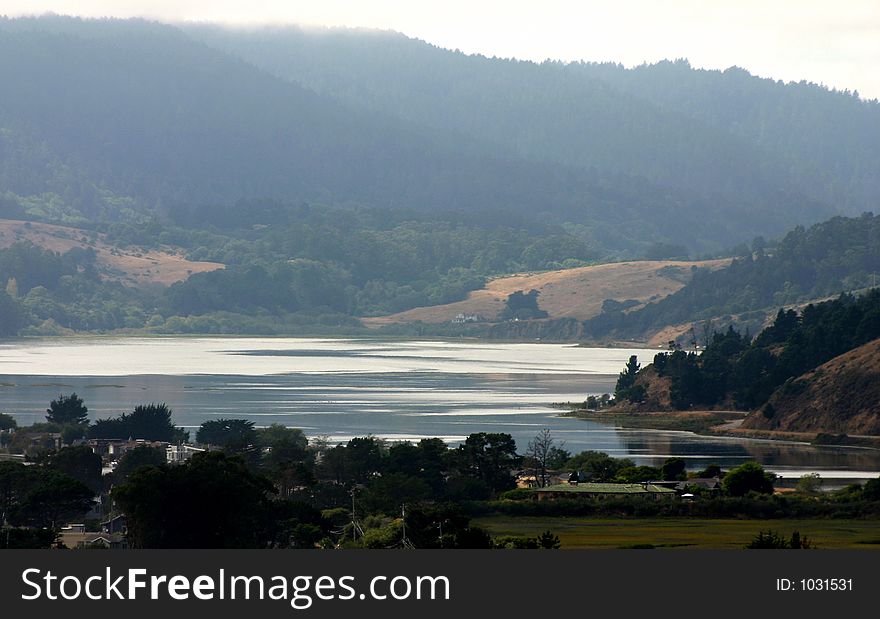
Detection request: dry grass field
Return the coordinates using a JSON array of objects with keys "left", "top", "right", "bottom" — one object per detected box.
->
[
  {"left": 363, "top": 259, "right": 730, "bottom": 328},
  {"left": 0, "top": 218, "right": 223, "bottom": 287}
]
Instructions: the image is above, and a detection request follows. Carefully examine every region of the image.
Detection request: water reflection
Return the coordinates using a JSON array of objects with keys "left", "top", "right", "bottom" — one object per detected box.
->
[
  {"left": 1, "top": 337, "right": 879, "bottom": 479},
  {"left": 616, "top": 429, "right": 880, "bottom": 478}
]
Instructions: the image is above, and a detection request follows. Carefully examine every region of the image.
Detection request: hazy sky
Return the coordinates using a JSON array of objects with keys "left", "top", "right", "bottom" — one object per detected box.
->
[{"left": 4, "top": 1, "right": 880, "bottom": 99}]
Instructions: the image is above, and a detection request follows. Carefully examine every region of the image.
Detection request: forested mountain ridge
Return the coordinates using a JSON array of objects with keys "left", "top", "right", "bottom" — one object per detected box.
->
[
  {"left": 2, "top": 16, "right": 874, "bottom": 255},
  {"left": 189, "top": 24, "right": 879, "bottom": 219},
  {"left": 0, "top": 15, "right": 780, "bottom": 256},
  {"left": 1, "top": 18, "right": 517, "bottom": 220}
]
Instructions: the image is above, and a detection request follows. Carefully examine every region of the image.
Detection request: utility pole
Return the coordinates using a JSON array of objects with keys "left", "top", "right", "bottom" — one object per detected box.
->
[
  {"left": 400, "top": 503, "right": 414, "bottom": 549},
  {"left": 349, "top": 487, "right": 364, "bottom": 542},
  {"left": 351, "top": 487, "right": 356, "bottom": 541}
]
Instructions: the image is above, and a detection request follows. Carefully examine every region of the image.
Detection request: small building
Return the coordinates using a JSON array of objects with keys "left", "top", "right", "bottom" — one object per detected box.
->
[
  {"left": 59, "top": 530, "right": 127, "bottom": 549},
  {"left": 101, "top": 515, "right": 127, "bottom": 535},
  {"left": 679, "top": 478, "right": 722, "bottom": 493},
  {"left": 516, "top": 474, "right": 539, "bottom": 488},
  {"left": 451, "top": 313, "right": 485, "bottom": 324},
  {"left": 166, "top": 444, "right": 205, "bottom": 464},
  {"left": 76, "top": 534, "right": 128, "bottom": 550},
  {"left": 17, "top": 431, "right": 63, "bottom": 453},
  {"left": 645, "top": 480, "right": 680, "bottom": 490},
  {"left": 516, "top": 472, "right": 568, "bottom": 488},
  {"left": 87, "top": 438, "right": 170, "bottom": 461},
  {"left": 533, "top": 482, "right": 677, "bottom": 501}
]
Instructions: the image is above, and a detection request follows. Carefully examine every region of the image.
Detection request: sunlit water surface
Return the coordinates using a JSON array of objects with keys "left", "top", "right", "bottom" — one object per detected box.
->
[{"left": 1, "top": 337, "right": 878, "bottom": 481}]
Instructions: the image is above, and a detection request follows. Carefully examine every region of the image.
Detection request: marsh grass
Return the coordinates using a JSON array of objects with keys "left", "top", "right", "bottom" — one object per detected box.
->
[{"left": 473, "top": 516, "right": 880, "bottom": 549}]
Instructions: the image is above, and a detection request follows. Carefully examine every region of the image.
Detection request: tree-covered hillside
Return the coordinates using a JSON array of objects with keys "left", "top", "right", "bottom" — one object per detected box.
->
[
  {"left": 1, "top": 15, "right": 766, "bottom": 256},
  {"left": 161, "top": 202, "right": 599, "bottom": 318},
  {"left": 1, "top": 17, "right": 528, "bottom": 221},
  {"left": 0, "top": 202, "right": 602, "bottom": 335},
  {"left": 586, "top": 214, "right": 880, "bottom": 341},
  {"left": 3, "top": 17, "right": 876, "bottom": 256},
  {"left": 0, "top": 240, "right": 152, "bottom": 334},
  {"left": 190, "top": 24, "right": 879, "bottom": 228},
  {"left": 617, "top": 289, "right": 880, "bottom": 417}
]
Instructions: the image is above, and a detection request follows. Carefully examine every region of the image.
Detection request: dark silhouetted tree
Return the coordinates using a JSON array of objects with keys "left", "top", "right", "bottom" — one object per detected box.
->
[
  {"left": 661, "top": 457, "right": 687, "bottom": 481},
  {"left": 46, "top": 393, "right": 88, "bottom": 425},
  {"left": 46, "top": 446, "right": 103, "bottom": 493},
  {"left": 499, "top": 289, "right": 548, "bottom": 320},
  {"left": 112, "top": 451, "right": 276, "bottom": 548},
  {"left": 537, "top": 530, "right": 561, "bottom": 549},
  {"left": 114, "top": 445, "right": 167, "bottom": 483},
  {"left": 452, "top": 432, "right": 520, "bottom": 493},
  {"left": 196, "top": 418, "right": 257, "bottom": 448},
  {"left": 614, "top": 355, "right": 641, "bottom": 402},
  {"left": 89, "top": 403, "right": 188, "bottom": 443},
  {"left": 723, "top": 461, "right": 776, "bottom": 496}
]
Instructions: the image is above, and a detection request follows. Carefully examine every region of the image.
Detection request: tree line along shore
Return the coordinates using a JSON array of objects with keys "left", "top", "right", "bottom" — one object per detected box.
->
[{"left": 3, "top": 393, "right": 880, "bottom": 550}]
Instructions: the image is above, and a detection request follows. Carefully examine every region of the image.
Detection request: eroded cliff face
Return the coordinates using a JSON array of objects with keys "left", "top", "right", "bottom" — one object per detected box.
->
[{"left": 742, "top": 338, "right": 880, "bottom": 435}]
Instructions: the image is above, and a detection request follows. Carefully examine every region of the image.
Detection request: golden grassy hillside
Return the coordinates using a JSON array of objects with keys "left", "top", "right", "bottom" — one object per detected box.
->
[
  {"left": 363, "top": 259, "right": 730, "bottom": 327},
  {"left": 0, "top": 219, "right": 223, "bottom": 287}
]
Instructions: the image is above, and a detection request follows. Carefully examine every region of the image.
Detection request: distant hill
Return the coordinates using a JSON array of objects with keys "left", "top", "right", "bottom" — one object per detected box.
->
[
  {"left": 741, "top": 338, "right": 880, "bottom": 435},
  {"left": 586, "top": 214, "right": 880, "bottom": 343},
  {"left": 190, "top": 24, "right": 880, "bottom": 231},
  {"left": 2, "top": 17, "right": 878, "bottom": 256},
  {"left": 0, "top": 219, "right": 222, "bottom": 287},
  {"left": 0, "top": 15, "right": 770, "bottom": 255},
  {"left": 363, "top": 259, "right": 729, "bottom": 328}
]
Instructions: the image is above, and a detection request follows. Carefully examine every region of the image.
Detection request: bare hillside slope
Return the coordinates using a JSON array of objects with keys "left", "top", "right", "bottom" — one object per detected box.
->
[
  {"left": 363, "top": 259, "right": 729, "bottom": 327},
  {"left": 0, "top": 219, "right": 223, "bottom": 287},
  {"left": 742, "top": 338, "right": 880, "bottom": 435}
]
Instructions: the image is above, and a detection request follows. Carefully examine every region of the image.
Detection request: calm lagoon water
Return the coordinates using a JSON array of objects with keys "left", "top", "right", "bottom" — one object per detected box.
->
[{"left": 1, "top": 337, "right": 878, "bottom": 481}]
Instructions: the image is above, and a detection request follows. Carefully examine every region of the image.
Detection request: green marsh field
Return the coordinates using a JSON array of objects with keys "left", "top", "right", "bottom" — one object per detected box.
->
[{"left": 473, "top": 517, "right": 880, "bottom": 549}]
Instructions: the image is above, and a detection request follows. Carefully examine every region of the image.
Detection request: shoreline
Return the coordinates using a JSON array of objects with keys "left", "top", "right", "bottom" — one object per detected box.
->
[
  {"left": 559, "top": 407, "right": 880, "bottom": 451},
  {"left": 0, "top": 331, "right": 651, "bottom": 347}
]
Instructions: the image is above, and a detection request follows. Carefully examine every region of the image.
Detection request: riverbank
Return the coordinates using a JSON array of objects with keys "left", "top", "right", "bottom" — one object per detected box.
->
[
  {"left": 560, "top": 408, "right": 743, "bottom": 434},
  {"left": 560, "top": 407, "right": 880, "bottom": 450}
]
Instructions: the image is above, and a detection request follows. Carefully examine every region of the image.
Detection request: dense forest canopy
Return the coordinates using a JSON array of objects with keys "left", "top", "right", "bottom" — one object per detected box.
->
[
  {"left": 0, "top": 240, "right": 152, "bottom": 334},
  {"left": 4, "top": 17, "right": 878, "bottom": 249},
  {"left": 190, "top": 24, "right": 879, "bottom": 218},
  {"left": 0, "top": 15, "right": 768, "bottom": 256}
]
